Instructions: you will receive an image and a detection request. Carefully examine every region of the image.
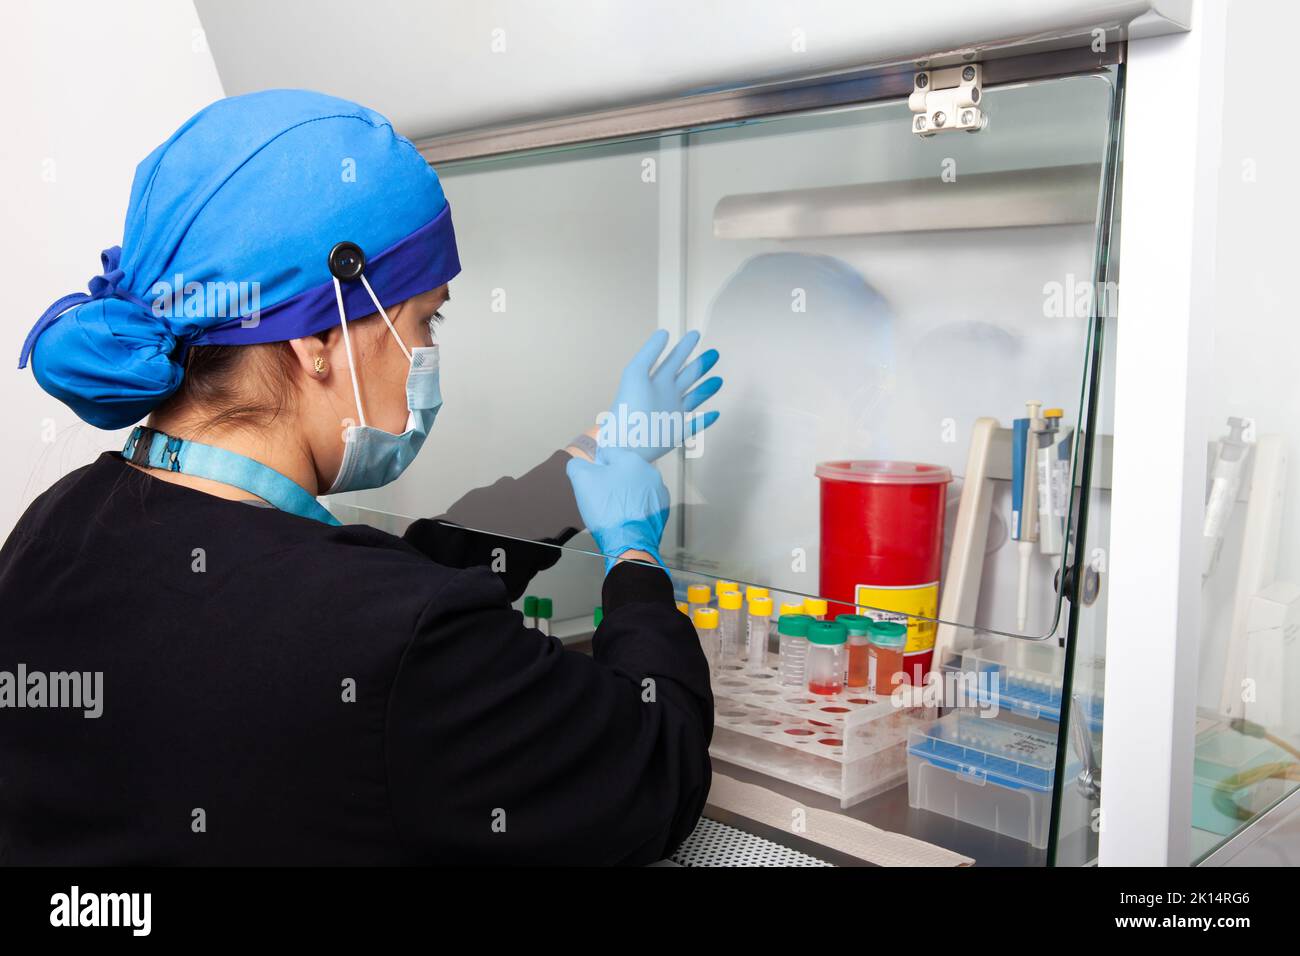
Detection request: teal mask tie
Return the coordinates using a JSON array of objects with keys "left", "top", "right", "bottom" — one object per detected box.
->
[{"left": 122, "top": 426, "right": 341, "bottom": 526}]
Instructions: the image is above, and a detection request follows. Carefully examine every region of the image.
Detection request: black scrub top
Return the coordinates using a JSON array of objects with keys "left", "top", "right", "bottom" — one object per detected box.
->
[{"left": 0, "top": 450, "right": 712, "bottom": 865}]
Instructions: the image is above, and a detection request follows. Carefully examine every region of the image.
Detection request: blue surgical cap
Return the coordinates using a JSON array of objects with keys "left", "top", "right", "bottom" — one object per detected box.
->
[{"left": 19, "top": 89, "right": 460, "bottom": 429}]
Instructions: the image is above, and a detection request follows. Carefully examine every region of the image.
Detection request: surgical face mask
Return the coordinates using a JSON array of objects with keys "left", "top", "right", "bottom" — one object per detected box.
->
[{"left": 326, "top": 275, "right": 443, "bottom": 494}]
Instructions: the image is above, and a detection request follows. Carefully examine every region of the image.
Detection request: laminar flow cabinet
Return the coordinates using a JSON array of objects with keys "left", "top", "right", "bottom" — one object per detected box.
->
[{"left": 199, "top": 0, "right": 1300, "bottom": 865}]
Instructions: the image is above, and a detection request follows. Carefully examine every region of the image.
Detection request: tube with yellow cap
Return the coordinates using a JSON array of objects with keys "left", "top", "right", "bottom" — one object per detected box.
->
[
  {"left": 779, "top": 600, "right": 805, "bottom": 617},
  {"left": 745, "top": 585, "right": 770, "bottom": 604},
  {"left": 746, "top": 596, "right": 773, "bottom": 668},
  {"left": 716, "top": 580, "right": 740, "bottom": 596},
  {"left": 718, "top": 589, "right": 744, "bottom": 666},
  {"left": 687, "top": 584, "right": 711, "bottom": 621},
  {"left": 693, "top": 606, "right": 719, "bottom": 674},
  {"left": 805, "top": 597, "right": 828, "bottom": 621}
]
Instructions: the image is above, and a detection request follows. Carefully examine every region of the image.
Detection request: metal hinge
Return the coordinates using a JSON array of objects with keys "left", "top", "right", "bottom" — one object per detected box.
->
[{"left": 909, "top": 64, "right": 988, "bottom": 136}]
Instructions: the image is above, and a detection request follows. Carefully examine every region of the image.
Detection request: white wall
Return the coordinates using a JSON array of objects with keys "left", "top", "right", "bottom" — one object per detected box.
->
[{"left": 0, "top": 0, "right": 224, "bottom": 536}]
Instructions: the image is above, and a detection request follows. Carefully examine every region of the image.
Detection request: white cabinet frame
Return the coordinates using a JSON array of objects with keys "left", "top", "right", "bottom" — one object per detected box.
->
[{"left": 1100, "top": 0, "right": 1227, "bottom": 866}]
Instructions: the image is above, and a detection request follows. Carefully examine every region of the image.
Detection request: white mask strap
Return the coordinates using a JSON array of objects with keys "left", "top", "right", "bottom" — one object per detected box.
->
[
  {"left": 361, "top": 274, "right": 413, "bottom": 362},
  {"left": 333, "top": 276, "right": 367, "bottom": 428}
]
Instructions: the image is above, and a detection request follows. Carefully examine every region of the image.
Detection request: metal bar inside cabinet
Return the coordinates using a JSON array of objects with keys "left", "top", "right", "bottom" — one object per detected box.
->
[{"left": 713, "top": 164, "right": 1103, "bottom": 238}]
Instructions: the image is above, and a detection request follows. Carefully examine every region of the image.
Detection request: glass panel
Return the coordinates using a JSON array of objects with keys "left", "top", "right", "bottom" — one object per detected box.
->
[
  {"left": 335, "top": 71, "right": 1119, "bottom": 648},
  {"left": 1045, "top": 201, "right": 1117, "bottom": 867},
  {"left": 1187, "top": 8, "right": 1300, "bottom": 862},
  {"left": 1040, "top": 67, "right": 1123, "bottom": 867},
  {"left": 676, "top": 75, "right": 1116, "bottom": 641}
]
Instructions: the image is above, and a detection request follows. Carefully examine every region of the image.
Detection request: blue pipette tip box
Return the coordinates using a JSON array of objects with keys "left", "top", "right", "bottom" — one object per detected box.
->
[{"left": 908, "top": 712, "right": 1062, "bottom": 792}]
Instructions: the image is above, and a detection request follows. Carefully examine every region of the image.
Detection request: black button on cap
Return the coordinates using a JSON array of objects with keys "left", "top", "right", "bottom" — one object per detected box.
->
[{"left": 328, "top": 242, "right": 366, "bottom": 281}]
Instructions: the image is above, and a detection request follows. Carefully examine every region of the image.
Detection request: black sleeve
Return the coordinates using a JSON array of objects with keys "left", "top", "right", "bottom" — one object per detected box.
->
[
  {"left": 385, "top": 560, "right": 713, "bottom": 865},
  {"left": 401, "top": 450, "right": 585, "bottom": 601}
]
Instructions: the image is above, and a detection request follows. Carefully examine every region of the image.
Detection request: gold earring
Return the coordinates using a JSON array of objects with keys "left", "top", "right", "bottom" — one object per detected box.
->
[{"left": 313, "top": 356, "right": 327, "bottom": 374}]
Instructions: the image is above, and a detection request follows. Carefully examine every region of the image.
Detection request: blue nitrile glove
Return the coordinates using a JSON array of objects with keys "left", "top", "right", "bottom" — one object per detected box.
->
[
  {"left": 566, "top": 447, "right": 671, "bottom": 574},
  {"left": 601, "top": 329, "right": 723, "bottom": 461}
]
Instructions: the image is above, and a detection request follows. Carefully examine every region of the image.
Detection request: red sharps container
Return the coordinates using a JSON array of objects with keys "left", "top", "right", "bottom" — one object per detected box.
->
[{"left": 815, "top": 461, "right": 952, "bottom": 686}]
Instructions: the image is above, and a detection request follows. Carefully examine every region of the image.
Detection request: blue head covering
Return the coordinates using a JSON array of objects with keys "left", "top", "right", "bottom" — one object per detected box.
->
[{"left": 19, "top": 89, "right": 460, "bottom": 429}]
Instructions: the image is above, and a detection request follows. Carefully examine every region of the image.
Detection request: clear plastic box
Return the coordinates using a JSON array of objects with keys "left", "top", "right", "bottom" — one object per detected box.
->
[
  {"left": 1192, "top": 722, "right": 1295, "bottom": 837},
  {"left": 906, "top": 711, "right": 1070, "bottom": 848},
  {"left": 957, "top": 640, "right": 1104, "bottom": 731}
]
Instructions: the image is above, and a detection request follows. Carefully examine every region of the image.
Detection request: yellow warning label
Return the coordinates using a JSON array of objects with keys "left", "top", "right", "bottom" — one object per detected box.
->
[{"left": 854, "top": 582, "right": 938, "bottom": 655}]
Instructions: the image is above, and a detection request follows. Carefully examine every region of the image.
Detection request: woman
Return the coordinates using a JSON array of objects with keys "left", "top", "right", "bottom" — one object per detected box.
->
[{"left": 0, "top": 90, "right": 722, "bottom": 865}]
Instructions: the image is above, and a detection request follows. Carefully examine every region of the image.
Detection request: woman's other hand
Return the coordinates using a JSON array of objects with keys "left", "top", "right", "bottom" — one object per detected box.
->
[{"left": 600, "top": 330, "right": 722, "bottom": 461}]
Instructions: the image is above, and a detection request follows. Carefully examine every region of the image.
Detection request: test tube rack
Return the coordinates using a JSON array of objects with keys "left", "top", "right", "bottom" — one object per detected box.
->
[{"left": 708, "top": 658, "right": 936, "bottom": 808}]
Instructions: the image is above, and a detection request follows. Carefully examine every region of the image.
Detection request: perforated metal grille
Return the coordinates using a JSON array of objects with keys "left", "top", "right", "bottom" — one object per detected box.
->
[{"left": 669, "top": 817, "right": 833, "bottom": 867}]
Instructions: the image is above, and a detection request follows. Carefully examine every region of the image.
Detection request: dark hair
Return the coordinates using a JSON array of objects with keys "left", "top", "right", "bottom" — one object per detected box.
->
[{"left": 154, "top": 342, "right": 300, "bottom": 436}]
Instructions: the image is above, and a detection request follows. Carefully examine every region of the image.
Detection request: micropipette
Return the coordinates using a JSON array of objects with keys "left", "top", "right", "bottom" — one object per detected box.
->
[
  {"left": 1016, "top": 402, "right": 1044, "bottom": 631},
  {"left": 1036, "top": 408, "right": 1071, "bottom": 558},
  {"left": 1203, "top": 417, "right": 1250, "bottom": 579},
  {"left": 1012, "top": 416, "right": 1030, "bottom": 629}
]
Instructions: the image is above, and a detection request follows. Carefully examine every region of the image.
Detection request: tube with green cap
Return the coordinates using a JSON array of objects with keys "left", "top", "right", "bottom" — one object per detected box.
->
[
  {"left": 868, "top": 620, "right": 907, "bottom": 694},
  {"left": 805, "top": 621, "right": 847, "bottom": 695},
  {"left": 836, "top": 613, "right": 874, "bottom": 688},
  {"left": 523, "top": 595, "right": 538, "bottom": 629},
  {"left": 777, "top": 613, "right": 813, "bottom": 687},
  {"left": 536, "top": 598, "right": 553, "bottom": 637}
]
